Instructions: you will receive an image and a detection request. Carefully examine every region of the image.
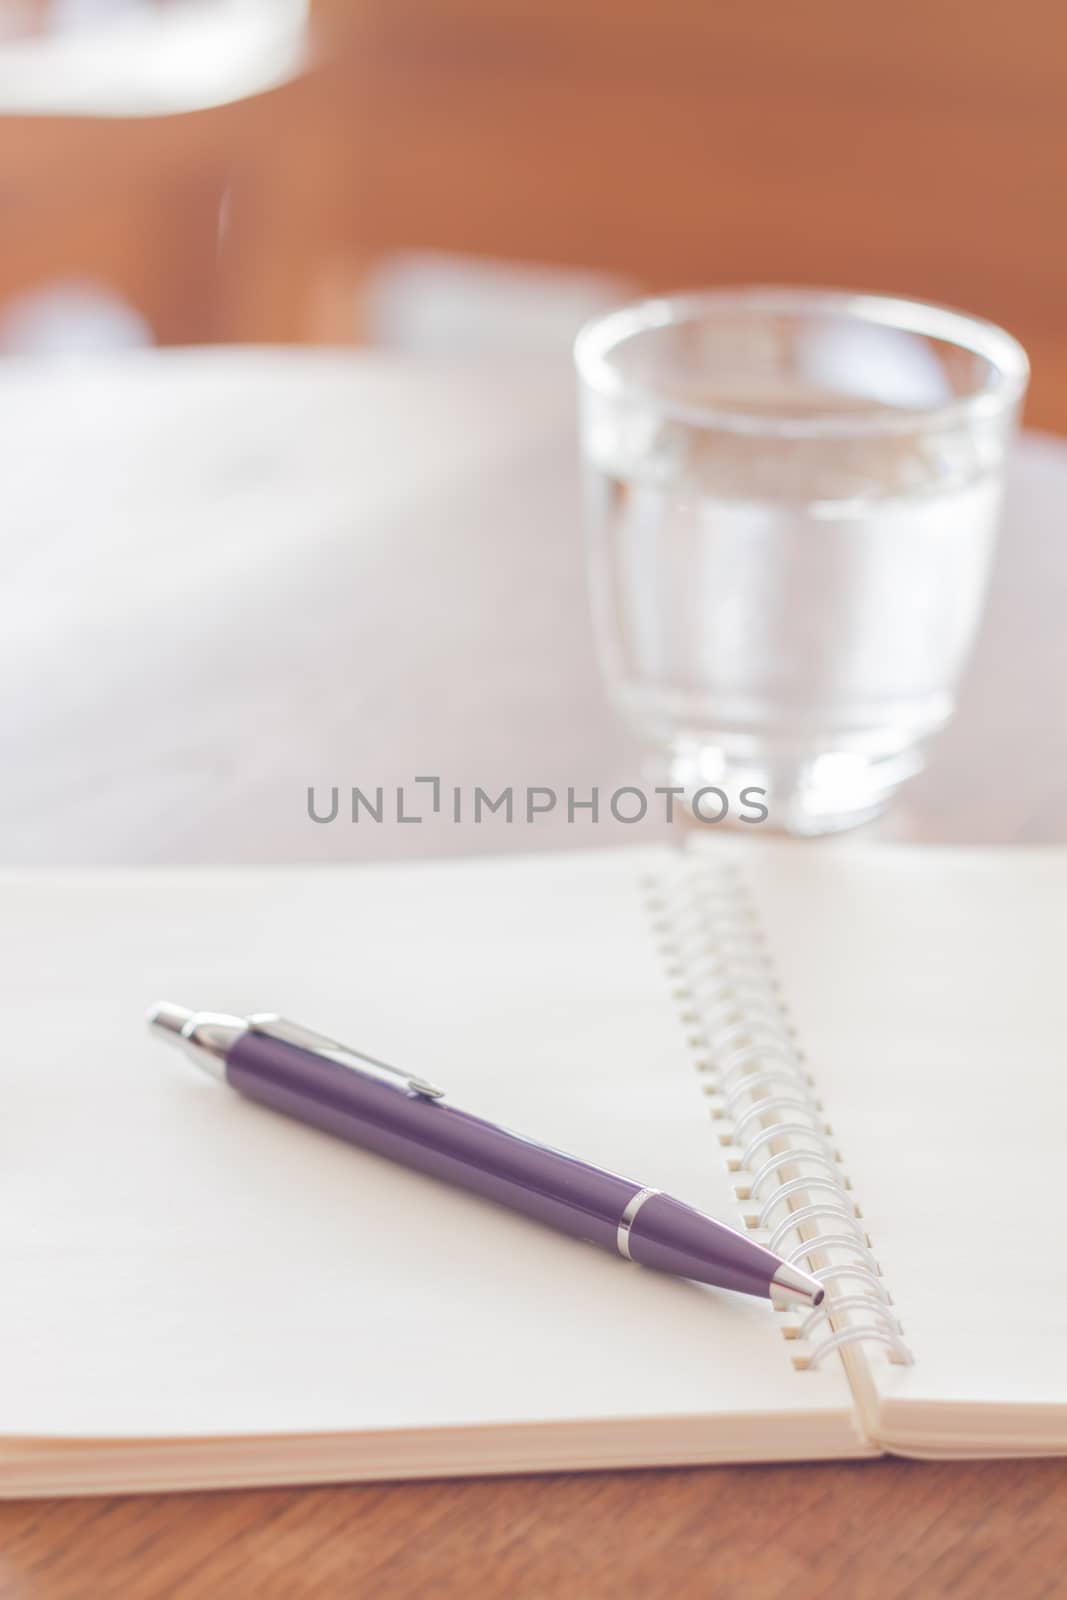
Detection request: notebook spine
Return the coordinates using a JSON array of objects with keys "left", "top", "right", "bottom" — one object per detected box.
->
[{"left": 645, "top": 855, "right": 913, "bottom": 1372}]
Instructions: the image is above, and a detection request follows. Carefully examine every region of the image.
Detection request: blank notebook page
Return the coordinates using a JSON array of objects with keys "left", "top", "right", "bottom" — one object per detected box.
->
[
  {"left": 741, "top": 841, "right": 1067, "bottom": 1455},
  {"left": 0, "top": 849, "right": 859, "bottom": 1468}
]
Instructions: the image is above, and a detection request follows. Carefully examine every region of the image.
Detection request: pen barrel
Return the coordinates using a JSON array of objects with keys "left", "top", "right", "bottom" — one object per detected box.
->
[
  {"left": 226, "top": 1030, "right": 638, "bottom": 1251},
  {"left": 625, "top": 1194, "right": 781, "bottom": 1300}
]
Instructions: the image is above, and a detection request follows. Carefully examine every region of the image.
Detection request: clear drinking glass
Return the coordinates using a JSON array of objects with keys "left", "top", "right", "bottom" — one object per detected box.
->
[{"left": 575, "top": 288, "right": 1028, "bottom": 834}]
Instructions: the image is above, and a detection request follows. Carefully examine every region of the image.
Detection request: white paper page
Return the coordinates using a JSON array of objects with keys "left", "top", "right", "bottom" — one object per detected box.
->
[
  {"left": 735, "top": 840, "right": 1067, "bottom": 1452},
  {"left": 0, "top": 849, "right": 857, "bottom": 1456}
]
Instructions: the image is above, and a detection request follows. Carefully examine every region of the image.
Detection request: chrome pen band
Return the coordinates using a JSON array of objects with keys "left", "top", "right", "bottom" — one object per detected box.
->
[{"left": 616, "top": 1187, "right": 660, "bottom": 1260}]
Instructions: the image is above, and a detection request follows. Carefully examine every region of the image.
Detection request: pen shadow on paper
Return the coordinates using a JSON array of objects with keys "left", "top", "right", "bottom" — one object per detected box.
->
[{"left": 197, "top": 1079, "right": 749, "bottom": 1325}]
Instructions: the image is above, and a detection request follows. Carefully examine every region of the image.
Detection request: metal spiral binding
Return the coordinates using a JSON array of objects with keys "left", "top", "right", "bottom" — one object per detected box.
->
[{"left": 645, "top": 854, "right": 913, "bottom": 1372}]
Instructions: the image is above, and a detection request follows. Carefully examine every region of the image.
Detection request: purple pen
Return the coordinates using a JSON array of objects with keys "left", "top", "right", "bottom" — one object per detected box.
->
[{"left": 148, "top": 1004, "right": 824, "bottom": 1310}]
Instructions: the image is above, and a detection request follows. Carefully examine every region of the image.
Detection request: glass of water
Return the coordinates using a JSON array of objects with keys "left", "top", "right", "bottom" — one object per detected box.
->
[{"left": 575, "top": 288, "right": 1028, "bottom": 834}]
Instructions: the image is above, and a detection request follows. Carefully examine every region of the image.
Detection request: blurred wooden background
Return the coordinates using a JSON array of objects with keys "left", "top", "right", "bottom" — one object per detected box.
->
[{"left": 2, "top": 0, "right": 1066, "bottom": 426}]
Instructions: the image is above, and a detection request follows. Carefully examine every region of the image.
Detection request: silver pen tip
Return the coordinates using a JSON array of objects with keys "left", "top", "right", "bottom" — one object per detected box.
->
[
  {"left": 146, "top": 1004, "right": 243, "bottom": 1080},
  {"left": 769, "top": 1263, "right": 825, "bottom": 1310},
  {"left": 147, "top": 1002, "right": 195, "bottom": 1040}
]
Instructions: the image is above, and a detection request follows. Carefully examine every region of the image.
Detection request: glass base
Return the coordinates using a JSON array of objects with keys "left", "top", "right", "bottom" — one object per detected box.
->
[{"left": 662, "top": 736, "right": 927, "bottom": 837}]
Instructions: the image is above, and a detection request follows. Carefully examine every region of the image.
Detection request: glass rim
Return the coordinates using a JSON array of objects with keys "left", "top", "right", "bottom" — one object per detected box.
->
[{"left": 573, "top": 286, "right": 1030, "bottom": 439}]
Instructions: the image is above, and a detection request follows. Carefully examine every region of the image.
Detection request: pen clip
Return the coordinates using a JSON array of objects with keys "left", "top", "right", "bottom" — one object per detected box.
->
[{"left": 246, "top": 1014, "right": 446, "bottom": 1100}]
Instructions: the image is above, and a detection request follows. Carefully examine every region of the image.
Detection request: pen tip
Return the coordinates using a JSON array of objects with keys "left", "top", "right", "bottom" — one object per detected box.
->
[
  {"left": 147, "top": 1001, "right": 194, "bottom": 1040},
  {"left": 769, "top": 1263, "right": 825, "bottom": 1310}
]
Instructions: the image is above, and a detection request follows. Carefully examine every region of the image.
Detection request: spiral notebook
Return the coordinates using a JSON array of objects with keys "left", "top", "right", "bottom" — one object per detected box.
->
[{"left": 1, "top": 840, "right": 1065, "bottom": 1495}]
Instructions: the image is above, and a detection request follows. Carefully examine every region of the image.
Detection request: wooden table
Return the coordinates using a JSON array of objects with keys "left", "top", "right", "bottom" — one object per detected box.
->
[{"left": 1, "top": 352, "right": 1065, "bottom": 1598}]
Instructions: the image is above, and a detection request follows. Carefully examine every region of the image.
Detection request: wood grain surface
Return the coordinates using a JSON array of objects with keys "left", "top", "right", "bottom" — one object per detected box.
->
[
  {"left": 1, "top": 353, "right": 1065, "bottom": 1598},
  {"left": 2, "top": 1459, "right": 1067, "bottom": 1600},
  {"left": 297, "top": 0, "right": 1067, "bottom": 441}
]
